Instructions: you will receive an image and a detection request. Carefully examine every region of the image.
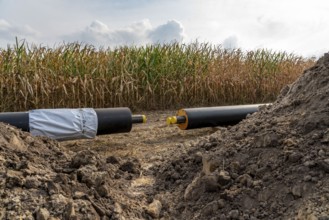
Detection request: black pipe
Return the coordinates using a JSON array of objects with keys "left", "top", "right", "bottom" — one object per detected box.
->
[
  {"left": 0, "top": 112, "right": 29, "bottom": 131},
  {"left": 175, "top": 116, "right": 186, "bottom": 124},
  {"left": 167, "top": 104, "right": 267, "bottom": 130},
  {"left": 0, "top": 108, "right": 146, "bottom": 136},
  {"left": 95, "top": 108, "right": 133, "bottom": 135},
  {"left": 132, "top": 115, "right": 147, "bottom": 124}
]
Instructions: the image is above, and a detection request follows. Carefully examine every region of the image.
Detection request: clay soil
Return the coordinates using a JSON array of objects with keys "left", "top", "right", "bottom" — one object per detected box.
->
[{"left": 1, "top": 54, "right": 329, "bottom": 220}]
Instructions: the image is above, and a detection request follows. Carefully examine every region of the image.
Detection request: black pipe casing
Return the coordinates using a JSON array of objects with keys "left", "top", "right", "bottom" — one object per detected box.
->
[
  {"left": 132, "top": 115, "right": 145, "bottom": 124},
  {"left": 179, "top": 104, "right": 261, "bottom": 130},
  {"left": 176, "top": 116, "right": 186, "bottom": 124},
  {"left": 95, "top": 108, "right": 132, "bottom": 135},
  {"left": 0, "top": 112, "right": 29, "bottom": 131},
  {"left": 0, "top": 108, "right": 134, "bottom": 135}
]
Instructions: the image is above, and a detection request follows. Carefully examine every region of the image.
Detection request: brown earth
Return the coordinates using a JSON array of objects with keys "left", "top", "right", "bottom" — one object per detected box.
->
[{"left": 0, "top": 53, "right": 329, "bottom": 220}]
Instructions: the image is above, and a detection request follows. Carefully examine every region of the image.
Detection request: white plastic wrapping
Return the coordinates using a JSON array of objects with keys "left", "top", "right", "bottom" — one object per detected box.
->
[{"left": 29, "top": 108, "right": 98, "bottom": 141}]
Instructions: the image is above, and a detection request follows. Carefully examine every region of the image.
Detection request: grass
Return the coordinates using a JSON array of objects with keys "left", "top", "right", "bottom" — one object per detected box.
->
[{"left": 0, "top": 39, "right": 315, "bottom": 112}]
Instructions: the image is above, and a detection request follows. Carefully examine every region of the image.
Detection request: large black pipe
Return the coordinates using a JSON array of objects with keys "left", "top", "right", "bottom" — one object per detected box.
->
[
  {"left": 0, "top": 112, "right": 29, "bottom": 131},
  {"left": 0, "top": 108, "right": 145, "bottom": 135},
  {"left": 94, "top": 108, "right": 134, "bottom": 135},
  {"left": 167, "top": 104, "right": 267, "bottom": 130}
]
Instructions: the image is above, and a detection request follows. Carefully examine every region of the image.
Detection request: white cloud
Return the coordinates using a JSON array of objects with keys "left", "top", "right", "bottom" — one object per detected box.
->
[
  {"left": 88, "top": 20, "right": 110, "bottom": 34},
  {"left": 0, "top": 19, "right": 39, "bottom": 45},
  {"left": 149, "top": 20, "right": 186, "bottom": 44},
  {"left": 64, "top": 19, "right": 186, "bottom": 47}
]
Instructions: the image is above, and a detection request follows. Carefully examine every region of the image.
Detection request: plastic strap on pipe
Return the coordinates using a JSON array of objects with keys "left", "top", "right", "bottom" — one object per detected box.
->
[{"left": 29, "top": 108, "right": 98, "bottom": 141}]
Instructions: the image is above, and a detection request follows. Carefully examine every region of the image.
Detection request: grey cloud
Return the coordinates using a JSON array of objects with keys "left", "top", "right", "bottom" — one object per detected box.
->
[
  {"left": 0, "top": 19, "right": 38, "bottom": 41},
  {"left": 110, "top": 20, "right": 153, "bottom": 45},
  {"left": 64, "top": 19, "right": 185, "bottom": 47},
  {"left": 0, "top": 19, "right": 19, "bottom": 39},
  {"left": 222, "top": 35, "right": 238, "bottom": 49}
]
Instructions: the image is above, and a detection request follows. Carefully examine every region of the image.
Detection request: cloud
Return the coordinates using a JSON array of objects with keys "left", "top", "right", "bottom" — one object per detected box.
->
[
  {"left": 0, "top": 19, "right": 39, "bottom": 46},
  {"left": 148, "top": 20, "right": 186, "bottom": 44},
  {"left": 0, "top": 0, "right": 327, "bottom": 57},
  {"left": 255, "top": 16, "right": 290, "bottom": 39},
  {"left": 64, "top": 19, "right": 186, "bottom": 47},
  {"left": 222, "top": 35, "right": 238, "bottom": 49}
]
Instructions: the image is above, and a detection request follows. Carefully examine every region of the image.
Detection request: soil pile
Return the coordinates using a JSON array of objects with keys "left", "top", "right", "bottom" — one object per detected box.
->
[
  {"left": 154, "top": 53, "right": 329, "bottom": 219},
  {"left": 0, "top": 123, "right": 149, "bottom": 219}
]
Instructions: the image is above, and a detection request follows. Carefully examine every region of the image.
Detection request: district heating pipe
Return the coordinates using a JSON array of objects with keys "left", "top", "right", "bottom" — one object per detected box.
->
[
  {"left": 0, "top": 108, "right": 146, "bottom": 141},
  {"left": 166, "top": 104, "right": 267, "bottom": 130}
]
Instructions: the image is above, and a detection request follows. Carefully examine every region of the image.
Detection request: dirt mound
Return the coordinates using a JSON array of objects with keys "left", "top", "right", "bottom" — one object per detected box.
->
[
  {"left": 0, "top": 123, "right": 148, "bottom": 219},
  {"left": 154, "top": 53, "right": 329, "bottom": 219}
]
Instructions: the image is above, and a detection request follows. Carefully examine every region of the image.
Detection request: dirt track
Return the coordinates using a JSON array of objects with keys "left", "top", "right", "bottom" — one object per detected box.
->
[
  {"left": 64, "top": 111, "right": 216, "bottom": 160},
  {"left": 61, "top": 110, "right": 218, "bottom": 219}
]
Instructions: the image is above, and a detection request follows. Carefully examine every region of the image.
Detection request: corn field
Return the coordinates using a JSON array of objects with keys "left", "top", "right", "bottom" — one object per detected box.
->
[{"left": 0, "top": 40, "right": 315, "bottom": 112}]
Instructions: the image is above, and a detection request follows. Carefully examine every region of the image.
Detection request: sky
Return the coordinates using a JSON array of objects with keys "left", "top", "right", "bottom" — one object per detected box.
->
[{"left": 0, "top": 0, "right": 328, "bottom": 57}]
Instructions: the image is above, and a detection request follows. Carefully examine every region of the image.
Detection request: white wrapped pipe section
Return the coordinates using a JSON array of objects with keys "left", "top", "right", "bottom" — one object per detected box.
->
[{"left": 29, "top": 108, "right": 98, "bottom": 141}]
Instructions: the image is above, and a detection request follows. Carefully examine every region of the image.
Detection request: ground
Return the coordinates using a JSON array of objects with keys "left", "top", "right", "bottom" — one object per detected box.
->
[
  {"left": 1, "top": 53, "right": 329, "bottom": 220},
  {"left": 62, "top": 110, "right": 217, "bottom": 219}
]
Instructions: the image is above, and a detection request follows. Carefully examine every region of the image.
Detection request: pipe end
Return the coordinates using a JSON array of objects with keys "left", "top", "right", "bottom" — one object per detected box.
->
[
  {"left": 166, "top": 116, "right": 177, "bottom": 125},
  {"left": 142, "top": 115, "right": 147, "bottom": 123},
  {"left": 132, "top": 114, "right": 147, "bottom": 124},
  {"left": 166, "top": 117, "right": 172, "bottom": 125}
]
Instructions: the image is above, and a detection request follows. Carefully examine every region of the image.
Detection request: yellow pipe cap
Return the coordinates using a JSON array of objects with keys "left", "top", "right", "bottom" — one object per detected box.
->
[{"left": 142, "top": 115, "right": 147, "bottom": 123}]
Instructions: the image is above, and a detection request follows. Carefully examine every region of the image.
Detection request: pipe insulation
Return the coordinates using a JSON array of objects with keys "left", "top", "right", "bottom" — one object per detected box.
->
[
  {"left": 0, "top": 108, "right": 146, "bottom": 141},
  {"left": 167, "top": 104, "right": 268, "bottom": 130}
]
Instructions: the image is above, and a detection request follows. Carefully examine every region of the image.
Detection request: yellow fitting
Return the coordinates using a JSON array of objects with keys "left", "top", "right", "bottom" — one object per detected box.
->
[
  {"left": 142, "top": 115, "right": 147, "bottom": 123},
  {"left": 166, "top": 116, "right": 178, "bottom": 125},
  {"left": 171, "top": 116, "right": 178, "bottom": 124},
  {"left": 166, "top": 117, "right": 172, "bottom": 125}
]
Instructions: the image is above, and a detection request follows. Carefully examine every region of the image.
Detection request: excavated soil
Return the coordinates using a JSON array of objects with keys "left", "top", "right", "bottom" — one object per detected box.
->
[{"left": 0, "top": 53, "right": 329, "bottom": 220}]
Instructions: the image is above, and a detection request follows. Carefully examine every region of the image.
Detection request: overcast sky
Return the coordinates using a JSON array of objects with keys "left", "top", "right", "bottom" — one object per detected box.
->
[{"left": 0, "top": 0, "right": 328, "bottom": 57}]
